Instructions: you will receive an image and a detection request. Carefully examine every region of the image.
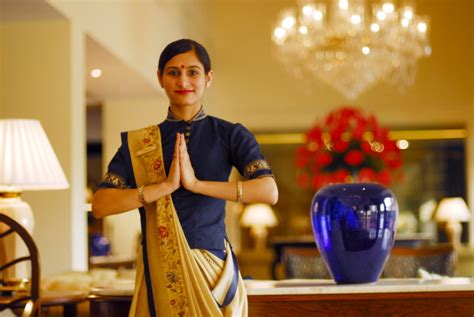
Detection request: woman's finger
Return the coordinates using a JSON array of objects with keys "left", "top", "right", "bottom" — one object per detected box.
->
[{"left": 174, "top": 133, "right": 181, "bottom": 158}]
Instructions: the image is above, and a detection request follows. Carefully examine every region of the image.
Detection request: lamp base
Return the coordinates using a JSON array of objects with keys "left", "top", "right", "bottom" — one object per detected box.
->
[
  {"left": 445, "top": 221, "right": 462, "bottom": 248},
  {"left": 0, "top": 193, "right": 35, "bottom": 279},
  {"left": 250, "top": 226, "right": 269, "bottom": 251}
]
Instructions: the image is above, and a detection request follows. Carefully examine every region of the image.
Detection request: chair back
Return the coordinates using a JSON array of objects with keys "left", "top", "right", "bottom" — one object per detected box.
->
[
  {"left": 280, "top": 243, "right": 456, "bottom": 280},
  {"left": 282, "top": 247, "right": 331, "bottom": 279},
  {"left": 0, "top": 213, "right": 40, "bottom": 317},
  {"left": 382, "top": 243, "right": 456, "bottom": 278}
]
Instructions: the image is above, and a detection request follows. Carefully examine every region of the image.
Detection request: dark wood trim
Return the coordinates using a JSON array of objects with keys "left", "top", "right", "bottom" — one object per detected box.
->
[{"left": 88, "top": 289, "right": 474, "bottom": 317}]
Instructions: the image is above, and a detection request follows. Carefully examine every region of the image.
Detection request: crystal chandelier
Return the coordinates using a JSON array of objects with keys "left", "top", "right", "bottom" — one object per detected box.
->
[{"left": 272, "top": 0, "right": 431, "bottom": 100}]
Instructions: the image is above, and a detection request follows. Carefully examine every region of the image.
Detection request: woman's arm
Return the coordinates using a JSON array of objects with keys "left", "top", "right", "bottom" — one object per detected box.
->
[
  {"left": 92, "top": 182, "right": 174, "bottom": 218},
  {"left": 92, "top": 133, "right": 182, "bottom": 218},
  {"left": 193, "top": 177, "right": 278, "bottom": 205},
  {"left": 178, "top": 134, "right": 278, "bottom": 205}
]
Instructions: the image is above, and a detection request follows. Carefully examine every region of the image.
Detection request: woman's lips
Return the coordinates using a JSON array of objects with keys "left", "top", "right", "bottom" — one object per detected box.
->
[{"left": 175, "top": 90, "right": 194, "bottom": 95}]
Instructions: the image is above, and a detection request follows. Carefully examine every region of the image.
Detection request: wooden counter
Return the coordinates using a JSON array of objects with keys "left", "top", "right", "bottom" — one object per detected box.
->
[{"left": 88, "top": 278, "right": 474, "bottom": 316}]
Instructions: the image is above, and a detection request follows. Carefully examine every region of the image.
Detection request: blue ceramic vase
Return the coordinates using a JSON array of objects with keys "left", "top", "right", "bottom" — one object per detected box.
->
[{"left": 311, "top": 183, "right": 398, "bottom": 284}]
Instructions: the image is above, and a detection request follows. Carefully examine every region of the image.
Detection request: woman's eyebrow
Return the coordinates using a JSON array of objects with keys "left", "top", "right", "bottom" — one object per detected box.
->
[{"left": 165, "top": 65, "right": 202, "bottom": 71}]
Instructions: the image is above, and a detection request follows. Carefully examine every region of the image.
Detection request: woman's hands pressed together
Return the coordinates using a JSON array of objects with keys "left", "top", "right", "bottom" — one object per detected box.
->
[
  {"left": 178, "top": 133, "right": 199, "bottom": 192},
  {"left": 164, "top": 132, "right": 202, "bottom": 195},
  {"left": 164, "top": 133, "right": 182, "bottom": 194}
]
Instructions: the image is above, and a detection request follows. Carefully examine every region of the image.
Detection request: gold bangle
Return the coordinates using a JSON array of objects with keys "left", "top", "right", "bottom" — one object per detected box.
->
[
  {"left": 138, "top": 185, "right": 147, "bottom": 205},
  {"left": 236, "top": 181, "right": 243, "bottom": 203}
]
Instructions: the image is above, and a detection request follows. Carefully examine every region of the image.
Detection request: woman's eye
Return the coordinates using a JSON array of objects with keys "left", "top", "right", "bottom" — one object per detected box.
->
[
  {"left": 167, "top": 70, "right": 179, "bottom": 76},
  {"left": 188, "top": 69, "right": 200, "bottom": 76}
]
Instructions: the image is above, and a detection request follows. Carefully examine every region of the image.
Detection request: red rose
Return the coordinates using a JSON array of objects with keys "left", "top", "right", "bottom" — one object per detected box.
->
[
  {"left": 378, "top": 170, "right": 392, "bottom": 186},
  {"left": 360, "top": 141, "right": 373, "bottom": 154},
  {"left": 334, "top": 169, "right": 349, "bottom": 182},
  {"left": 311, "top": 174, "right": 327, "bottom": 190},
  {"left": 307, "top": 127, "right": 322, "bottom": 142},
  {"left": 333, "top": 140, "right": 349, "bottom": 152},
  {"left": 344, "top": 150, "right": 364, "bottom": 166},
  {"left": 358, "top": 167, "right": 376, "bottom": 182},
  {"left": 315, "top": 151, "right": 333, "bottom": 167},
  {"left": 295, "top": 146, "right": 311, "bottom": 168},
  {"left": 330, "top": 127, "right": 344, "bottom": 141}
]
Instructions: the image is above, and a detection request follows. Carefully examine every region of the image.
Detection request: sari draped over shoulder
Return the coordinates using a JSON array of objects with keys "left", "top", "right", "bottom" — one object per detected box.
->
[{"left": 127, "top": 125, "right": 247, "bottom": 317}]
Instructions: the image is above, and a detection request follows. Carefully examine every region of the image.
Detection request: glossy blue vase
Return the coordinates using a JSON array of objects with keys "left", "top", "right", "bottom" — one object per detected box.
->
[{"left": 311, "top": 183, "right": 398, "bottom": 284}]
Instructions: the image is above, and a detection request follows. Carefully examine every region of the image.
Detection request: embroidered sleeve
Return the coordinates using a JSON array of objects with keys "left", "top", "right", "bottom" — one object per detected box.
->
[
  {"left": 244, "top": 160, "right": 272, "bottom": 179},
  {"left": 230, "top": 123, "right": 274, "bottom": 180},
  {"left": 98, "top": 172, "right": 128, "bottom": 189}
]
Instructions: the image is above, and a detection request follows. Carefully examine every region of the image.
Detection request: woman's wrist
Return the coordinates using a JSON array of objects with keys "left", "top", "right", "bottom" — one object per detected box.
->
[
  {"left": 189, "top": 179, "right": 201, "bottom": 194},
  {"left": 161, "top": 181, "right": 176, "bottom": 196}
]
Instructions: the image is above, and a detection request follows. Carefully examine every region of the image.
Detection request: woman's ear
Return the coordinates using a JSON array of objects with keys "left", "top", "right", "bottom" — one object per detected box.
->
[
  {"left": 205, "top": 70, "right": 214, "bottom": 88},
  {"left": 157, "top": 70, "right": 164, "bottom": 88}
]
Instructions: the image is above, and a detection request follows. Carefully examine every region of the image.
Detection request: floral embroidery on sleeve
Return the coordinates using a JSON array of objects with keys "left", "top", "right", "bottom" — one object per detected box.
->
[
  {"left": 100, "top": 172, "right": 128, "bottom": 189},
  {"left": 244, "top": 160, "right": 271, "bottom": 179}
]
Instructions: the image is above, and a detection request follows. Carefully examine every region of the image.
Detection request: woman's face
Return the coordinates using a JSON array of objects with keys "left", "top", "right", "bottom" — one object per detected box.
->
[{"left": 158, "top": 50, "right": 213, "bottom": 109}]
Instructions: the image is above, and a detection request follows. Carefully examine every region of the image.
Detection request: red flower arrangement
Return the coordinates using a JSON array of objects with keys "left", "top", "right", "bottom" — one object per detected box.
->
[{"left": 296, "top": 107, "right": 403, "bottom": 190}]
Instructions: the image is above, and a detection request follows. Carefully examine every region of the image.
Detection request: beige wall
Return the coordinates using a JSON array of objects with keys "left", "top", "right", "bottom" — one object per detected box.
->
[
  {"left": 48, "top": 0, "right": 190, "bottom": 91},
  {"left": 101, "top": 97, "right": 169, "bottom": 256},
  {"left": 469, "top": 6, "right": 474, "bottom": 246},
  {"left": 0, "top": 20, "right": 86, "bottom": 276}
]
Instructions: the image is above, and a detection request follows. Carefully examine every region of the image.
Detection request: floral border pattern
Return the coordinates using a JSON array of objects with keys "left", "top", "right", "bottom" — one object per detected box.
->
[
  {"left": 140, "top": 125, "right": 188, "bottom": 316},
  {"left": 243, "top": 159, "right": 271, "bottom": 179},
  {"left": 99, "top": 172, "right": 127, "bottom": 189}
]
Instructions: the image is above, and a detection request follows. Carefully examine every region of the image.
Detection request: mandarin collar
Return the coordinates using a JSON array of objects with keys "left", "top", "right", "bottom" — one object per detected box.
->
[{"left": 166, "top": 106, "right": 207, "bottom": 123}]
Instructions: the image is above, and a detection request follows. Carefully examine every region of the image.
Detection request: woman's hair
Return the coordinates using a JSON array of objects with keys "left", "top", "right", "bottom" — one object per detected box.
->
[{"left": 158, "top": 39, "right": 212, "bottom": 74}]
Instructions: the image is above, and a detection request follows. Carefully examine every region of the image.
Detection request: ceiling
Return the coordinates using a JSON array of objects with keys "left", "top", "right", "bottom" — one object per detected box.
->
[{"left": 1, "top": 0, "right": 160, "bottom": 106}]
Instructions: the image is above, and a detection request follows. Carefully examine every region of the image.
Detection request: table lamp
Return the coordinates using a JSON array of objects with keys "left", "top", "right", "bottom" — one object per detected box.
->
[
  {"left": 435, "top": 197, "right": 471, "bottom": 247},
  {"left": 241, "top": 204, "right": 278, "bottom": 251},
  {"left": 0, "top": 119, "right": 69, "bottom": 277}
]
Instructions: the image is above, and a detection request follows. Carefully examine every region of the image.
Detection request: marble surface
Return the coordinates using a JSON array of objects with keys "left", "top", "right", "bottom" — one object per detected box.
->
[
  {"left": 89, "top": 277, "right": 474, "bottom": 297},
  {"left": 244, "top": 278, "right": 474, "bottom": 296}
]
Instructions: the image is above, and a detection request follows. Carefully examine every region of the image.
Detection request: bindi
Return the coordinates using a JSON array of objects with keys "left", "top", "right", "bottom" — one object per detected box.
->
[{"left": 180, "top": 65, "right": 185, "bottom": 69}]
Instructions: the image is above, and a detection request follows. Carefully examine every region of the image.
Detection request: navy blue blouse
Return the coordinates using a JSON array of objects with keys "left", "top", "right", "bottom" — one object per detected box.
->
[{"left": 97, "top": 108, "right": 273, "bottom": 250}]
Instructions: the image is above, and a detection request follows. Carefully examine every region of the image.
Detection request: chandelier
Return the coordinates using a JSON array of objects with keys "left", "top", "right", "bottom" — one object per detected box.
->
[{"left": 272, "top": 0, "right": 431, "bottom": 99}]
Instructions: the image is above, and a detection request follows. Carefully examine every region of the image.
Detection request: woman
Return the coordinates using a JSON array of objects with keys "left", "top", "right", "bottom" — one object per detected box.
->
[{"left": 92, "top": 39, "right": 278, "bottom": 317}]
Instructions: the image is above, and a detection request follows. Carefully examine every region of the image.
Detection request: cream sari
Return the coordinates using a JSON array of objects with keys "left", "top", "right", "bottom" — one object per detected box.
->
[{"left": 127, "top": 125, "right": 247, "bottom": 317}]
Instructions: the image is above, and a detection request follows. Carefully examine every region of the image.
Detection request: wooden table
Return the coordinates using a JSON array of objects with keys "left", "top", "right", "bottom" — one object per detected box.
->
[
  {"left": 1, "top": 289, "right": 87, "bottom": 317},
  {"left": 40, "top": 290, "right": 88, "bottom": 317},
  {"left": 247, "top": 278, "right": 474, "bottom": 316},
  {"left": 88, "top": 278, "right": 474, "bottom": 317}
]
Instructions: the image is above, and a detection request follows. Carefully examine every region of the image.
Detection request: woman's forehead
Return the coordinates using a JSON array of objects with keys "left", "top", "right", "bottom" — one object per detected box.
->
[{"left": 165, "top": 50, "right": 203, "bottom": 69}]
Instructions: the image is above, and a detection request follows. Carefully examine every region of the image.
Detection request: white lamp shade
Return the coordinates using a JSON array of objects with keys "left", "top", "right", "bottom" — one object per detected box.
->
[
  {"left": 435, "top": 197, "right": 471, "bottom": 222},
  {"left": 241, "top": 203, "right": 278, "bottom": 228},
  {"left": 0, "top": 119, "right": 69, "bottom": 191}
]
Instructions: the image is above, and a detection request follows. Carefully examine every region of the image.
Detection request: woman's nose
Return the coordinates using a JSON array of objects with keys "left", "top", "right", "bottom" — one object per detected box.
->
[{"left": 177, "top": 74, "right": 190, "bottom": 87}]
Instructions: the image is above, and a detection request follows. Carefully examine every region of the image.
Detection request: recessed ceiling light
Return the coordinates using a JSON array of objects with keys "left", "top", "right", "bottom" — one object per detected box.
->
[{"left": 90, "top": 69, "right": 102, "bottom": 78}]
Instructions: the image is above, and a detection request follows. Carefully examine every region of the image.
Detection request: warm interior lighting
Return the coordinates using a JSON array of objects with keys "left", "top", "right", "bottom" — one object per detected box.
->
[
  {"left": 0, "top": 119, "right": 69, "bottom": 277},
  {"left": 90, "top": 68, "right": 103, "bottom": 78},
  {"left": 241, "top": 204, "right": 278, "bottom": 250},
  {"left": 435, "top": 198, "right": 471, "bottom": 247},
  {"left": 396, "top": 139, "right": 410, "bottom": 150},
  {"left": 272, "top": 0, "right": 431, "bottom": 99}
]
